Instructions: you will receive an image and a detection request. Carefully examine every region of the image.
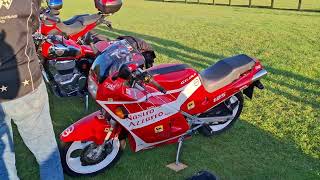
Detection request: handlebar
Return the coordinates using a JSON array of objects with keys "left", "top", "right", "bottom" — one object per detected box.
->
[
  {"left": 39, "top": 8, "right": 61, "bottom": 23},
  {"left": 149, "top": 78, "right": 166, "bottom": 94},
  {"left": 111, "top": 67, "right": 166, "bottom": 94}
]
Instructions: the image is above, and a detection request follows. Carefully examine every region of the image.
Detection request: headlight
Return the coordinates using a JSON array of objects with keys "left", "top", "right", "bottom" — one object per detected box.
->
[{"left": 88, "top": 76, "right": 98, "bottom": 99}]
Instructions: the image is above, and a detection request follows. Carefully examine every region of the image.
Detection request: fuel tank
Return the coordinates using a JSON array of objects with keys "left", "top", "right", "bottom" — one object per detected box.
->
[
  {"left": 147, "top": 64, "right": 199, "bottom": 91},
  {"left": 41, "top": 35, "right": 82, "bottom": 59}
]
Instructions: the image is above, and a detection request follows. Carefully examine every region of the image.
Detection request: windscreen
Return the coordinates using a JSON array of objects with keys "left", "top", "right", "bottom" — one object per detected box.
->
[{"left": 91, "top": 40, "right": 144, "bottom": 83}]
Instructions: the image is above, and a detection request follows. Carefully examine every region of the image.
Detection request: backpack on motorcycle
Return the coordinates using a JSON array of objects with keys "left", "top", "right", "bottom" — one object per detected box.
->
[
  {"left": 117, "top": 36, "right": 156, "bottom": 69},
  {"left": 94, "top": 0, "right": 123, "bottom": 14}
]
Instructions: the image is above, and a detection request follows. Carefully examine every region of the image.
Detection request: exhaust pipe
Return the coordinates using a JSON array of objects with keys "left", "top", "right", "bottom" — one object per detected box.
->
[
  {"left": 41, "top": 69, "right": 50, "bottom": 83},
  {"left": 252, "top": 69, "right": 267, "bottom": 82}
]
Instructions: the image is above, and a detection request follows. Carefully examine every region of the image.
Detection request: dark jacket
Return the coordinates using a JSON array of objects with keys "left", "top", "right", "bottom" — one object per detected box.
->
[{"left": 0, "top": 0, "right": 42, "bottom": 102}]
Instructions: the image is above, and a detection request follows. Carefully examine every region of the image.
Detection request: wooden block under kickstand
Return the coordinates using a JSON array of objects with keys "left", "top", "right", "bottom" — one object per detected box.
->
[{"left": 166, "top": 162, "right": 188, "bottom": 172}]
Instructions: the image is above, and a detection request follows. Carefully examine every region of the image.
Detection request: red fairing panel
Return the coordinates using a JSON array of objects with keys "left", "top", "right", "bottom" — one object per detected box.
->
[{"left": 60, "top": 111, "right": 110, "bottom": 145}]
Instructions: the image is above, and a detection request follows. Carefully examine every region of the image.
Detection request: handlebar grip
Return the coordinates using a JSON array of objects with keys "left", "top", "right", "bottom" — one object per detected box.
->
[
  {"left": 45, "top": 15, "right": 60, "bottom": 23},
  {"left": 112, "top": 74, "right": 119, "bottom": 81},
  {"left": 150, "top": 79, "right": 166, "bottom": 94}
]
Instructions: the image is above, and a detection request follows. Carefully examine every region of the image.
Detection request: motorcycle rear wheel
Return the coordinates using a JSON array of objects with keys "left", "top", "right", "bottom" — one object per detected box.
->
[
  {"left": 60, "top": 139, "right": 121, "bottom": 176},
  {"left": 198, "top": 92, "right": 244, "bottom": 136}
]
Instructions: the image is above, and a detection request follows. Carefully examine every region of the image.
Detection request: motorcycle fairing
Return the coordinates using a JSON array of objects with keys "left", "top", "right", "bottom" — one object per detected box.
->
[
  {"left": 60, "top": 111, "right": 111, "bottom": 145},
  {"left": 97, "top": 76, "right": 202, "bottom": 152}
]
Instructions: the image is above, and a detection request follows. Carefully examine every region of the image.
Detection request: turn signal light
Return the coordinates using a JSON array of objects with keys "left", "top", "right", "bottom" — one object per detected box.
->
[{"left": 115, "top": 107, "right": 126, "bottom": 119}]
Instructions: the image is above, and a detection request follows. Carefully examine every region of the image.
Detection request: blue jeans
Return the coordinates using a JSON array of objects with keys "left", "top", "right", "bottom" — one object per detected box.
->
[{"left": 0, "top": 82, "right": 64, "bottom": 180}]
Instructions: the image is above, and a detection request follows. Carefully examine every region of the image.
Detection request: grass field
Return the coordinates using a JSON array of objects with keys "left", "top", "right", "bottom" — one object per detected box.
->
[
  {"left": 11, "top": 0, "right": 320, "bottom": 179},
  {"left": 170, "top": 0, "right": 320, "bottom": 10}
]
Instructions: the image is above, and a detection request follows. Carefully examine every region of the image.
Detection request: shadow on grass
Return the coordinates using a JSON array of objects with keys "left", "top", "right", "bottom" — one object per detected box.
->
[
  {"left": 96, "top": 28, "right": 320, "bottom": 109},
  {"left": 73, "top": 118, "right": 320, "bottom": 179},
  {"left": 95, "top": 28, "right": 224, "bottom": 69},
  {"left": 9, "top": 27, "right": 314, "bottom": 179},
  {"left": 264, "top": 66, "right": 320, "bottom": 108},
  {"left": 146, "top": 0, "right": 320, "bottom": 13},
  {"left": 179, "top": 119, "right": 320, "bottom": 179}
]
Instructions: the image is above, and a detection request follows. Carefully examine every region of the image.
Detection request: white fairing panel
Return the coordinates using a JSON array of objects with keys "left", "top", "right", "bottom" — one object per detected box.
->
[{"left": 97, "top": 77, "right": 201, "bottom": 151}]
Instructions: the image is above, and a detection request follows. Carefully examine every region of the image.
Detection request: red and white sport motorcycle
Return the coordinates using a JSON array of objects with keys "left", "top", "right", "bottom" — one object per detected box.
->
[{"left": 59, "top": 40, "right": 267, "bottom": 176}]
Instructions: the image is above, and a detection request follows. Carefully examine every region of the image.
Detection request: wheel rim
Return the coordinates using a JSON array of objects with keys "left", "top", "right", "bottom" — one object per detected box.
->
[
  {"left": 65, "top": 139, "right": 120, "bottom": 174},
  {"left": 209, "top": 95, "right": 240, "bottom": 132}
]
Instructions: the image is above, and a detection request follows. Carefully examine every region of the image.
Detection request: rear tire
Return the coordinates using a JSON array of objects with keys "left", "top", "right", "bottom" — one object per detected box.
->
[
  {"left": 199, "top": 92, "right": 244, "bottom": 136},
  {"left": 60, "top": 139, "right": 121, "bottom": 176}
]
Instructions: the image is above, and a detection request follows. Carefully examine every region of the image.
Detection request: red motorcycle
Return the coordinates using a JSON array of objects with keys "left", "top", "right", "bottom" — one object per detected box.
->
[
  {"left": 59, "top": 40, "right": 267, "bottom": 176},
  {"left": 32, "top": 0, "right": 122, "bottom": 99},
  {"left": 34, "top": 0, "right": 116, "bottom": 42}
]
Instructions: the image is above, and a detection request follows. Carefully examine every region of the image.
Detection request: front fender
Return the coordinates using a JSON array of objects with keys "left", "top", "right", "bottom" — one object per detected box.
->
[{"left": 60, "top": 111, "right": 110, "bottom": 145}]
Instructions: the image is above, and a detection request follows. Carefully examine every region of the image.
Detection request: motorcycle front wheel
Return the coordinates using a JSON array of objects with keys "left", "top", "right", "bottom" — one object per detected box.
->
[
  {"left": 60, "top": 139, "right": 121, "bottom": 176},
  {"left": 198, "top": 92, "right": 244, "bottom": 136}
]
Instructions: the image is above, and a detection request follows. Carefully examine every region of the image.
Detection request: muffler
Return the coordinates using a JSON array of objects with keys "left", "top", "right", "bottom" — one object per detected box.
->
[{"left": 252, "top": 69, "right": 267, "bottom": 82}]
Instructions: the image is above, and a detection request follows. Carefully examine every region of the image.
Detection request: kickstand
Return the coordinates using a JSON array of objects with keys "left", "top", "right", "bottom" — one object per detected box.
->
[
  {"left": 166, "top": 136, "right": 188, "bottom": 172},
  {"left": 176, "top": 136, "right": 184, "bottom": 165}
]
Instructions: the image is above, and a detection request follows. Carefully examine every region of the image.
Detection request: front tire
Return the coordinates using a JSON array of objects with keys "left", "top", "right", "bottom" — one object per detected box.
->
[
  {"left": 199, "top": 92, "right": 244, "bottom": 136},
  {"left": 60, "top": 139, "right": 121, "bottom": 176}
]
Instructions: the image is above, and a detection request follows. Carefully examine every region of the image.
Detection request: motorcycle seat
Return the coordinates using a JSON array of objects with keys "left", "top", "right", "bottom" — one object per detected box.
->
[
  {"left": 63, "top": 14, "right": 89, "bottom": 25},
  {"left": 63, "top": 14, "right": 101, "bottom": 26},
  {"left": 58, "top": 14, "right": 102, "bottom": 36},
  {"left": 57, "top": 22, "right": 85, "bottom": 36},
  {"left": 200, "top": 54, "right": 255, "bottom": 93},
  {"left": 148, "top": 64, "right": 190, "bottom": 75},
  {"left": 81, "top": 14, "right": 101, "bottom": 25}
]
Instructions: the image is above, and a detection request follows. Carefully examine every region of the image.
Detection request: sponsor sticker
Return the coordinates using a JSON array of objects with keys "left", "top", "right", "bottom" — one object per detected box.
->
[
  {"left": 187, "top": 101, "right": 195, "bottom": 110},
  {"left": 154, "top": 125, "right": 164, "bottom": 133}
]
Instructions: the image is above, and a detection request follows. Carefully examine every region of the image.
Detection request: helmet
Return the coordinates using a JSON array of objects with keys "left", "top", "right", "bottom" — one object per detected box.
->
[
  {"left": 94, "top": 0, "right": 123, "bottom": 14},
  {"left": 47, "top": 0, "right": 63, "bottom": 10}
]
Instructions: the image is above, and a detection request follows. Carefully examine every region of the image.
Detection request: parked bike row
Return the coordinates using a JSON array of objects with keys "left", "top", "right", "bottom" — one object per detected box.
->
[{"left": 35, "top": 0, "right": 267, "bottom": 176}]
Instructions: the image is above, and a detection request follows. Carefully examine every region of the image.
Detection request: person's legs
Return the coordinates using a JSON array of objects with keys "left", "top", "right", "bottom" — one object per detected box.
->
[
  {"left": 6, "top": 82, "right": 63, "bottom": 180},
  {"left": 0, "top": 106, "right": 19, "bottom": 180}
]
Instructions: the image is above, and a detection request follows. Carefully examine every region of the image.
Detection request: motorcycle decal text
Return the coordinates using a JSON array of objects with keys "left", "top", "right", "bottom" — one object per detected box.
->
[
  {"left": 127, "top": 108, "right": 167, "bottom": 129},
  {"left": 181, "top": 73, "right": 196, "bottom": 85},
  {"left": 214, "top": 93, "right": 226, "bottom": 102},
  {"left": 128, "top": 109, "right": 155, "bottom": 120},
  {"left": 128, "top": 111, "right": 164, "bottom": 128},
  {"left": 61, "top": 125, "right": 74, "bottom": 138}
]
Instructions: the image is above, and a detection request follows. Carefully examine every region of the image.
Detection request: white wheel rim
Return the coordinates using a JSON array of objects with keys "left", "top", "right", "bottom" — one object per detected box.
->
[
  {"left": 209, "top": 95, "right": 239, "bottom": 132},
  {"left": 66, "top": 139, "right": 120, "bottom": 174}
]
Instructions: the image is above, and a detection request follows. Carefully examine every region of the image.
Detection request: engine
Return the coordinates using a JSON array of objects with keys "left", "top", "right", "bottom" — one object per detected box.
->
[{"left": 45, "top": 59, "right": 88, "bottom": 97}]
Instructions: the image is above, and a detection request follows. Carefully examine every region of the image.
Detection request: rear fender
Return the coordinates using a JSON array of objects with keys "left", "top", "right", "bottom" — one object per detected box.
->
[{"left": 60, "top": 111, "right": 111, "bottom": 145}]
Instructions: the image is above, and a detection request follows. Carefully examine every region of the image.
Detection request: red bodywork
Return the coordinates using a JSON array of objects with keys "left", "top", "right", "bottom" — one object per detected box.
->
[
  {"left": 60, "top": 58, "right": 265, "bottom": 152},
  {"left": 38, "top": 14, "right": 111, "bottom": 61},
  {"left": 40, "top": 19, "right": 97, "bottom": 41},
  {"left": 60, "top": 111, "right": 110, "bottom": 145},
  {"left": 41, "top": 36, "right": 96, "bottom": 60}
]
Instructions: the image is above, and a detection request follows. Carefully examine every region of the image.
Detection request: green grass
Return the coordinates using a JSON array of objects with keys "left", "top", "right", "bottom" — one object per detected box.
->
[
  {"left": 12, "top": 0, "right": 320, "bottom": 179},
  {"left": 169, "top": 0, "right": 320, "bottom": 10}
]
